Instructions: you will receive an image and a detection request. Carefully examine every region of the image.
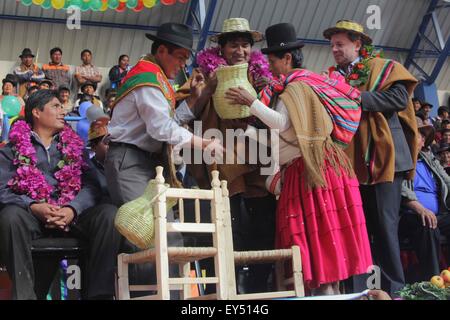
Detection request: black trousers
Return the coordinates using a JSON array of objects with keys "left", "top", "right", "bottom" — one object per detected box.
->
[
  {"left": 359, "top": 173, "right": 405, "bottom": 296},
  {"left": 0, "top": 204, "right": 121, "bottom": 300},
  {"left": 399, "top": 213, "right": 450, "bottom": 281},
  {"left": 230, "top": 194, "right": 277, "bottom": 294}
]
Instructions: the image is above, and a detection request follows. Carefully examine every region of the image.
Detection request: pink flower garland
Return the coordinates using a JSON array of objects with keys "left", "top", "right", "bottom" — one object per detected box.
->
[
  {"left": 196, "top": 47, "right": 272, "bottom": 81},
  {"left": 7, "top": 120, "right": 85, "bottom": 206}
]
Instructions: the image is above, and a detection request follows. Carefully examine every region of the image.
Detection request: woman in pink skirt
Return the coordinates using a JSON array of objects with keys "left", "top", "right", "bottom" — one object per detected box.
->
[{"left": 226, "top": 23, "right": 372, "bottom": 295}]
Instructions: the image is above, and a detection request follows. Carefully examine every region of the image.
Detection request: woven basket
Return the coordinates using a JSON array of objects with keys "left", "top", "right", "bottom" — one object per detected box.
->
[
  {"left": 212, "top": 63, "right": 257, "bottom": 119},
  {"left": 115, "top": 180, "right": 176, "bottom": 250}
]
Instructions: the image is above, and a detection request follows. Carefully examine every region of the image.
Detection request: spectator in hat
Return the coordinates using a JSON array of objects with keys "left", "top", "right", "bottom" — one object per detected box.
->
[
  {"left": 24, "top": 85, "right": 39, "bottom": 101},
  {"left": 1, "top": 75, "right": 25, "bottom": 110},
  {"left": 436, "top": 143, "right": 450, "bottom": 176},
  {"left": 74, "top": 49, "right": 102, "bottom": 94},
  {"left": 38, "top": 79, "right": 54, "bottom": 91},
  {"left": 13, "top": 48, "right": 45, "bottom": 98},
  {"left": 108, "top": 54, "right": 131, "bottom": 89},
  {"left": 441, "top": 119, "right": 450, "bottom": 131},
  {"left": 42, "top": 47, "right": 71, "bottom": 89},
  {"left": 88, "top": 116, "right": 111, "bottom": 204},
  {"left": 103, "top": 88, "right": 117, "bottom": 116},
  {"left": 58, "top": 85, "right": 73, "bottom": 114},
  {"left": 74, "top": 81, "right": 104, "bottom": 111},
  {"left": 420, "top": 102, "right": 433, "bottom": 126},
  {"left": 433, "top": 106, "right": 449, "bottom": 130},
  {"left": 399, "top": 117, "right": 450, "bottom": 282},
  {"left": 441, "top": 128, "right": 450, "bottom": 145}
]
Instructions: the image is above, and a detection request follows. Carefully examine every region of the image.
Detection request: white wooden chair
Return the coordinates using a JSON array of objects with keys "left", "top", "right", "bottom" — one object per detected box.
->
[
  {"left": 117, "top": 167, "right": 233, "bottom": 300},
  {"left": 116, "top": 167, "right": 304, "bottom": 300}
]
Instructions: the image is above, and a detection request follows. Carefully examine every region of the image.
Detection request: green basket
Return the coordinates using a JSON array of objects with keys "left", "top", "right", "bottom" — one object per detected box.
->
[
  {"left": 115, "top": 180, "right": 176, "bottom": 250},
  {"left": 212, "top": 63, "right": 257, "bottom": 119}
]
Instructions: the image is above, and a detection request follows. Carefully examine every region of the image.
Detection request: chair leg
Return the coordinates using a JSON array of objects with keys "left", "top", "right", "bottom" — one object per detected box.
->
[
  {"left": 179, "top": 262, "right": 191, "bottom": 300},
  {"left": 291, "top": 246, "right": 305, "bottom": 297},
  {"left": 117, "top": 254, "right": 130, "bottom": 300}
]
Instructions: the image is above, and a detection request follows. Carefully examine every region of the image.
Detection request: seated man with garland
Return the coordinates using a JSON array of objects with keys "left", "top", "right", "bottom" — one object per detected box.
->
[{"left": 0, "top": 90, "right": 121, "bottom": 300}]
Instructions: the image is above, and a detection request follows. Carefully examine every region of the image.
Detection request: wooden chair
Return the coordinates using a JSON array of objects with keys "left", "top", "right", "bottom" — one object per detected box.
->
[{"left": 116, "top": 167, "right": 304, "bottom": 300}]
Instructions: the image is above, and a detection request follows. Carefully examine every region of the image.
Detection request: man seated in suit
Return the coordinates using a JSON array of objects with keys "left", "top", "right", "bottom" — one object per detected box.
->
[
  {"left": 0, "top": 90, "right": 121, "bottom": 299},
  {"left": 400, "top": 118, "right": 450, "bottom": 282}
]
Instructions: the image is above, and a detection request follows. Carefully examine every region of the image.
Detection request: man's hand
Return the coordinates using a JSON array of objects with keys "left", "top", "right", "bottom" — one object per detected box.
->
[
  {"left": 225, "top": 86, "right": 256, "bottom": 107},
  {"left": 30, "top": 203, "right": 60, "bottom": 223},
  {"left": 186, "top": 72, "right": 206, "bottom": 106},
  {"left": 205, "top": 71, "right": 218, "bottom": 94},
  {"left": 202, "top": 138, "right": 225, "bottom": 164},
  {"left": 406, "top": 200, "right": 438, "bottom": 229},
  {"left": 45, "top": 207, "right": 76, "bottom": 231},
  {"left": 417, "top": 207, "right": 438, "bottom": 229}
]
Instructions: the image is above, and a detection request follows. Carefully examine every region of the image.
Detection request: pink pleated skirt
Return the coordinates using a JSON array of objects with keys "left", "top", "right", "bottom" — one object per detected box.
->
[{"left": 276, "top": 157, "right": 373, "bottom": 289}]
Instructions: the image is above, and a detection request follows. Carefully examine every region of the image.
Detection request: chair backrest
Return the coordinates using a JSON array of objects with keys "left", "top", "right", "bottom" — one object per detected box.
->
[{"left": 151, "top": 166, "right": 236, "bottom": 300}]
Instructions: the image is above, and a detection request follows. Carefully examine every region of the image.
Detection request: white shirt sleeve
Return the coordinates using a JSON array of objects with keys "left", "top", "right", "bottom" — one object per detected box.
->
[
  {"left": 174, "top": 100, "right": 196, "bottom": 125},
  {"left": 250, "top": 99, "right": 291, "bottom": 132},
  {"left": 134, "top": 87, "right": 193, "bottom": 147}
]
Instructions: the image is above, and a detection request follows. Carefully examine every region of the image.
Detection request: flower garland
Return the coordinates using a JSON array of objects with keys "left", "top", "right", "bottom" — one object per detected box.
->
[
  {"left": 7, "top": 120, "right": 85, "bottom": 206},
  {"left": 329, "top": 45, "right": 384, "bottom": 87},
  {"left": 196, "top": 46, "right": 272, "bottom": 81}
]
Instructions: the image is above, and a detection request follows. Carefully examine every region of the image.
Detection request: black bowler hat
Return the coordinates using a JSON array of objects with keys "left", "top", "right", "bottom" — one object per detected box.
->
[
  {"left": 437, "top": 143, "right": 450, "bottom": 154},
  {"left": 19, "top": 48, "right": 35, "bottom": 58},
  {"left": 2, "top": 74, "right": 18, "bottom": 87},
  {"left": 422, "top": 101, "right": 433, "bottom": 109},
  {"left": 39, "top": 79, "right": 54, "bottom": 88},
  {"left": 81, "top": 81, "right": 97, "bottom": 92},
  {"left": 145, "top": 23, "right": 194, "bottom": 52},
  {"left": 261, "top": 23, "right": 305, "bottom": 54}
]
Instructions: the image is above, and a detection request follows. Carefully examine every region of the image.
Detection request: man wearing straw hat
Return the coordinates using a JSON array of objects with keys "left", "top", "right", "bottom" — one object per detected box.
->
[
  {"left": 323, "top": 20, "right": 419, "bottom": 295},
  {"left": 188, "top": 18, "right": 277, "bottom": 294}
]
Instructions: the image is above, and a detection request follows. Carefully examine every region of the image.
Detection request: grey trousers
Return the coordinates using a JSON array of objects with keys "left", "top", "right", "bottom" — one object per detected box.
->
[
  {"left": 105, "top": 143, "right": 157, "bottom": 208},
  {"left": 104, "top": 143, "right": 182, "bottom": 294}
]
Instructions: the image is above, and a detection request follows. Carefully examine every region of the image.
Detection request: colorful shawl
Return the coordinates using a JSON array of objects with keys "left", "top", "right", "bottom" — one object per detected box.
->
[
  {"left": 345, "top": 57, "right": 419, "bottom": 185},
  {"left": 112, "top": 55, "right": 176, "bottom": 114},
  {"left": 260, "top": 69, "right": 361, "bottom": 147}
]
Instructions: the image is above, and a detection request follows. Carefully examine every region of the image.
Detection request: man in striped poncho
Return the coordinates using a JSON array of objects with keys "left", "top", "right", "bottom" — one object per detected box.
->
[{"left": 324, "top": 20, "right": 419, "bottom": 296}]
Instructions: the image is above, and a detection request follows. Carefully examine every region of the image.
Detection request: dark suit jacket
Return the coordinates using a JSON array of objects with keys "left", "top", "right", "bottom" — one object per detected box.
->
[{"left": 361, "top": 82, "right": 414, "bottom": 173}]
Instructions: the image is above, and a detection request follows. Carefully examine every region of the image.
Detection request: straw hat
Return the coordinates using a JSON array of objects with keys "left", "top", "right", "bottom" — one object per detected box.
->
[
  {"left": 323, "top": 20, "right": 373, "bottom": 45},
  {"left": 210, "top": 18, "right": 264, "bottom": 43},
  {"left": 88, "top": 117, "right": 109, "bottom": 145}
]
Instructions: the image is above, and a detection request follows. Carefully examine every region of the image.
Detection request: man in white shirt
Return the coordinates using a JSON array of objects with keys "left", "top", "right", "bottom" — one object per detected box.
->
[
  {"left": 105, "top": 23, "right": 221, "bottom": 207},
  {"left": 105, "top": 23, "right": 221, "bottom": 296}
]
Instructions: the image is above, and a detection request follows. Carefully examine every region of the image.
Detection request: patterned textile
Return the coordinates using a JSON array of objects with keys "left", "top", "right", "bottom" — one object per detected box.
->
[{"left": 260, "top": 69, "right": 361, "bottom": 147}]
